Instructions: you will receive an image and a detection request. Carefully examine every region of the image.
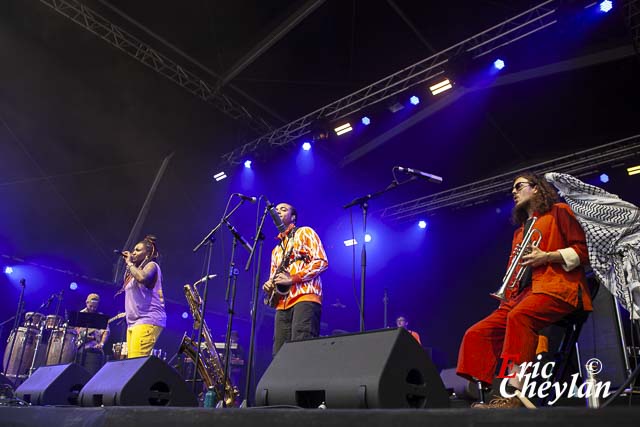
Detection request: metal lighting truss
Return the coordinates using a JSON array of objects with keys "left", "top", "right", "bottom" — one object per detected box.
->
[
  {"left": 626, "top": 0, "right": 640, "bottom": 53},
  {"left": 380, "top": 134, "right": 640, "bottom": 222},
  {"left": 221, "top": 0, "right": 559, "bottom": 165},
  {"left": 39, "top": 0, "right": 273, "bottom": 134}
]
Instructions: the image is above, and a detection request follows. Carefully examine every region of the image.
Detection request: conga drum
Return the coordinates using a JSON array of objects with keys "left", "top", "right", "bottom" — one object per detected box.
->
[
  {"left": 112, "top": 342, "right": 128, "bottom": 360},
  {"left": 23, "top": 312, "right": 44, "bottom": 329},
  {"left": 3, "top": 327, "right": 41, "bottom": 383},
  {"left": 45, "top": 328, "right": 78, "bottom": 365},
  {"left": 44, "top": 315, "right": 62, "bottom": 330}
]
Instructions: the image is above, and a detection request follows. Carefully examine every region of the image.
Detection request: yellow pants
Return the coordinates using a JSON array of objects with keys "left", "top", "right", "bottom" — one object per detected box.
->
[{"left": 126, "top": 324, "right": 163, "bottom": 358}]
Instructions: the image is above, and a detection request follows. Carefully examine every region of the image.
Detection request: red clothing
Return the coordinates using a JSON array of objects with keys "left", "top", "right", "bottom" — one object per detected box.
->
[
  {"left": 456, "top": 203, "right": 590, "bottom": 386},
  {"left": 409, "top": 330, "right": 421, "bottom": 345},
  {"left": 270, "top": 226, "right": 328, "bottom": 310}
]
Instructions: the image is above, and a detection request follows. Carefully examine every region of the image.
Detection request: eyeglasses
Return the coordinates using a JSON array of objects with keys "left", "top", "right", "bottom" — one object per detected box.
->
[{"left": 512, "top": 182, "right": 533, "bottom": 192}]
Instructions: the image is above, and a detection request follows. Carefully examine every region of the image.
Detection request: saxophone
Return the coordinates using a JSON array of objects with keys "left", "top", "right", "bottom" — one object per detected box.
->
[{"left": 180, "top": 283, "right": 239, "bottom": 406}]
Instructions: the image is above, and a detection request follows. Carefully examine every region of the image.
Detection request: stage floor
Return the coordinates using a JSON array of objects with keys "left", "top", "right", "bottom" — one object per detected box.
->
[{"left": 2, "top": 405, "right": 640, "bottom": 427}]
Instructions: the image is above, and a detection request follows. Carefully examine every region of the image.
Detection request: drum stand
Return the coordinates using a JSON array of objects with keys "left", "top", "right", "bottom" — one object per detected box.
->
[{"left": 28, "top": 323, "right": 45, "bottom": 376}]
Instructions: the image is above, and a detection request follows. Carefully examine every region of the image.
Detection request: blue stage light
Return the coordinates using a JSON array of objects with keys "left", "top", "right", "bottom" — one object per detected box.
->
[
  {"left": 364, "top": 233, "right": 372, "bottom": 243},
  {"left": 361, "top": 116, "right": 371, "bottom": 126},
  {"left": 69, "top": 282, "right": 78, "bottom": 291},
  {"left": 244, "top": 160, "right": 252, "bottom": 169},
  {"left": 493, "top": 59, "right": 505, "bottom": 70},
  {"left": 418, "top": 220, "right": 427, "bottom": 229},
  {"left": 182, "top": 312, "right": 189, "bottom": 319},
  {"left": 4, "top": 266, "right": 13, "bottom": 274},
  {"left": 599, "top": 1, "right": 613, "bottom": 13},
  {"left": 599, "top": 173, "right": 609, "bottom": 183},
  {"left": 409, "top": 96, "right": 420, "bottom": 105},
  {"left": 302, "top": 142, "right": 312, "bottom": 151}
]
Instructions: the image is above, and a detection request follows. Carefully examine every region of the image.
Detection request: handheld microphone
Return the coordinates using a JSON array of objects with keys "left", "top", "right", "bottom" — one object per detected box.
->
[
  {"left": 113, "top": 249, "right": 126, "bottom": 257},
  {"left": 194, "top": 274, "right": 217, "bottom": 286},
  {"left": 397, "top": 166, "right": 443, "bottom": 184},
  {"left": 234, "top": 193, "right": 258, "bottom": 203},
  {"left": 264, "top": 198, "right": 286, "bottom": 233}
]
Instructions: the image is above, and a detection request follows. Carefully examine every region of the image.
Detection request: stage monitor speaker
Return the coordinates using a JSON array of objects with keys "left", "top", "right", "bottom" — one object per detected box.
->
[
  {"left": 256, "top": 328, "right": 449, "bottom": 409},
  {"left": 15, "top": 363, "right": 91, "bottom": 405},
  {"left": 78, "top": 355, "right": 197, "bottom": 407},
  {"left": 578, "top": 289, "right": 628, "bottom": 388}
]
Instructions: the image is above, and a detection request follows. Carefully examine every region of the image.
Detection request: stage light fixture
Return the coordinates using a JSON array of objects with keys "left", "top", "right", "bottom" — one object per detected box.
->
[
  {"left": 361, "top": 116, "right": 371, "bottom": 126},
  {"left": 343, "top": 238, "right": 358, "bottom": 247},
  {"left": 214, "top": 171, "right": 227, "bottom": 182},
  {"left": 409, "top": 96, "right": 420, "bottom": 105},
  {"left": 364, "top": 234, "right": 372, "bottom": 243},
  {"left": 418, "top": 220, "right": 427, "bottom": 229},
  {"left": 4, "top": 266, "right": 13, "bottom": 274},
  {"left": 599, "top": 173, "right": 609, "bottom": 183},
  {"left": 334, "top": 123, "right": 353, "bottom": 136},
  {"left": 429, "top": 79, "right": 452, "bottom": 95},
  {"left": 388, "top": 102, "right": 404, "bottom": 113},
  {"left": 493, "top": 59, "right": 505, "bottom": 70},
  {"left": 244, "top": 160, "right": 252, "bottom": 169},
  {"left": 599, "top": 0, "right": 613, "bottom": 13},
  {"left": 69, "top": 282, "right": 78, "bottom": 291},
  {"left": 181, "top": 312, "right": 189, "bottom": 319},
  {"left": 627, "top": 165, "right": 640, "bottom": 176},
  {"left": 302, "top": 142, "right": 312, "bottom": 151}
]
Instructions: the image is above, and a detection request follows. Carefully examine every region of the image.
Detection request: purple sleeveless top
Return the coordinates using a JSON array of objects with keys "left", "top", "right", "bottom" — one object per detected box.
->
[{"left": 124, "top": 261, "right": 166, "bottom": 328}]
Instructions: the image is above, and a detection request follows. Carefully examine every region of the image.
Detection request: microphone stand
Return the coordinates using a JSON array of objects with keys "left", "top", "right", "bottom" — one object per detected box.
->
[
  {"left": 241, "top": 204, "right": 269, "bottom": 407},
  {"left": 221, "top": 219, "right": 252, "bottom": 407},
  {"left": 3, "top": 278, "right": 26, "bottom": 376},
  {"left": 191, "top": 199, "right": 245, "bottom": 396},
  {"left": 383, "top": 288, "right": 389, "bottom": 328},
  {"left": 343, "top": 180, "right": 401, "bottom": 332},
  {"left": 28, "top": 293, "right": 56, "bottom": 376}
]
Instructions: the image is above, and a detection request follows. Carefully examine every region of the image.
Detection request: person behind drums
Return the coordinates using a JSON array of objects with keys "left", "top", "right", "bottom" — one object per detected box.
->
[
  {"left": 120, "top": 235, "right": 166, "bottom": 358},
  {"left": 76, "top": 293, "right": 109, "bottom": 375}
]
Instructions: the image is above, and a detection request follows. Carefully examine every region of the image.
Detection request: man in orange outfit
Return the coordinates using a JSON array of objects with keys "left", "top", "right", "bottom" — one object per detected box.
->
[
  {"left": 456, "top": 172, "right": 591, "bottom": 408},
  {"left": 263, "top": 202, "right": 329, "bottom": 356}
]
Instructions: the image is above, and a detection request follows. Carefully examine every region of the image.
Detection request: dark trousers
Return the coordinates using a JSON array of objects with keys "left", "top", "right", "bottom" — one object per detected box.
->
[{"left": 273, "top": 301, "right": 321, "bottom": 356}]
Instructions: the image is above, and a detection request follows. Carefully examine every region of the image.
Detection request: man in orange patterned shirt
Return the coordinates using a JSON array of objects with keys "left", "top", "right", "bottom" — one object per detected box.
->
[
  {"left": 456, "top": 172, "right": 591, "bottom": 408},
  {"left": 262, "top": 202, "right": 329, "bottom": 355}
]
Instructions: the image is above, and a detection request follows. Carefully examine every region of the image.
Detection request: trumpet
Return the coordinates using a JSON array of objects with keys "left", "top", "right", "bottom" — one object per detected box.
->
[{"left": 491, "top": 217, "right": 543, "bottom": 301}]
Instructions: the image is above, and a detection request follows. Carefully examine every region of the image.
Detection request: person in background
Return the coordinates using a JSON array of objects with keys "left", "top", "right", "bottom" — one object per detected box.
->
[
  {"left": 396, "top": 315, "right": 421, "bottom": 345},
  {"left": 77, "top": 293, "right": 109, "bottom": 375}
]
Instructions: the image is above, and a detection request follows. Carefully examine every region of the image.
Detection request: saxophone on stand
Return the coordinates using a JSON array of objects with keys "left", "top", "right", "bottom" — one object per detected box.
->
[{"left": 180, "top": 283, "right": 239, "bottom": 406}]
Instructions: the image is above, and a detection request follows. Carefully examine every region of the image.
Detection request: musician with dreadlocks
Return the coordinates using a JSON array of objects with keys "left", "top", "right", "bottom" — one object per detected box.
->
[
  {"left": 456, "top": 172, "right": 592, "bottom": 408},
  {"left": 121, "top": 234, "right": 166, "bottom": 358}
]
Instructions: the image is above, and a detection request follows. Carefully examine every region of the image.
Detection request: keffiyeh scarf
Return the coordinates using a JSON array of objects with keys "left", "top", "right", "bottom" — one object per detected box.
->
[{"left": 545, "top": 172, "right": 640, "bottom": 317}]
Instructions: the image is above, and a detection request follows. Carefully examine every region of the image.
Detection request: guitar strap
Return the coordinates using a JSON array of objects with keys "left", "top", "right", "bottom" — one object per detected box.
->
[{"left": 277, "top": 227, "right": 299, "bottom": 274}]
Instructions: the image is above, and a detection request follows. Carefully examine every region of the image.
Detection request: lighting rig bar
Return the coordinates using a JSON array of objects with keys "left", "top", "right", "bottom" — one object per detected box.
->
[
  {"left": 221, "top": 0, "right": 558, "bottom": 165},
  {"left": 39, "top": 0, "right": 273, "bottom": 134},
  {"left": 380, "top": 134, "right": 640, "bottom": 222}
]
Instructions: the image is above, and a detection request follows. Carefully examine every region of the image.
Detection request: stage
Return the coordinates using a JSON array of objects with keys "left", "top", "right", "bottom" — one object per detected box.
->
[{"left": 2, "top": 405, "right": 640, "bottom": 427}]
